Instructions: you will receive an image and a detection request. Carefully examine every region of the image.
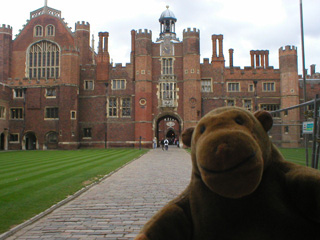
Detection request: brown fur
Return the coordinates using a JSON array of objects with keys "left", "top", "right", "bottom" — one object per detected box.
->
[{"left": 135, "top": 107, "right": 320, "bottom": 240}]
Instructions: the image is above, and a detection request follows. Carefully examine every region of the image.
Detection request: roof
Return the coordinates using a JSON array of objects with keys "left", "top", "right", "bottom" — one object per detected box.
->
[{"left": 159, "top": 6, "right": 177, "bottom": 21}]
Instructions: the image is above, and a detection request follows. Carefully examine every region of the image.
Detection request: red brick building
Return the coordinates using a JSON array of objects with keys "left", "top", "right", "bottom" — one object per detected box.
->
[{"left": 0, "top": 4, "right": 319, "bottom": 150}]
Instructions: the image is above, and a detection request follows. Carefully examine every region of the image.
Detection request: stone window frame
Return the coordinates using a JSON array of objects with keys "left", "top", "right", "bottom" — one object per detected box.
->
[
  {"left": 284, "top": 126, "right": 289, "bottom": 134},
  {"left": 46, "top": 24, "right": 55, "bottom": 36},
  {"left": 107, "top": 97, "right": 118, "bottom": 118},
  {"left": 227, "top": 82, "right": 240, "bottom": 92},
  {"left": 45, "top": 87, "right": 57, "bottom": 98},
  {"left": 260, "top": 103, "right": 280, "bottom": 118},
  {"left": 84, "top": 80, "right": 94, "bottom": 90},
  {"left": 243, "top": 99, "right": 252, "bottom": 111},
  {"left": 70, "top": 110, "right": 77, "bottom": 120},
  {"left": 121, "top": 97, "right": 131, "bottom": 118},
  {"left": 201, "top": 78, "right": 212, "bottom": 92},
  {"left": 161, "top": 57, "right": 174, "bottom": 75},
  {"left": 13, "top": 89, "right": 24, "bottom": 99},
  {"left": 9, "top": 133, "right": 20, "bottom": 143},
  {"left": 44, "top": 107, "right": 59, "bottom": 120},
  {"left": 34, "top": 25, "right": 43, "bottom": 37},
  {"left": 248, "top": 84, "right": 254, "bottom": 92},
  {"left": 26, "top": 40, "right": 60, "bottom": 79},
  {"left": 262, "top": 82, "right": 276, "bottom": 92},
  {"left": 0, "top": 106, "right": 6, "bottom": 119},
  {"left": 111, "top": 79, "right": 126, "bottom": 90},
  {"left": 83, "top": 128, "right": 92, "bottom": 139},
  {"left": 10, "top": 108, "right": 24, "bottom": 120},
  {"left": 226, "top": 99, "right": 235, "bottom": 107}
]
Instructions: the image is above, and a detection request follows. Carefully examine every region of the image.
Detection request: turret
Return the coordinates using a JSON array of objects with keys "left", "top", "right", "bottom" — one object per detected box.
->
[
  {"left": 134, "top": 29, "right": 153, "bottom": 147},
  {"left": 0, "top": 24, "right": 13, "bottom": 83},
  {"left": 279, "top": 45, "right": 300, "bottom": 148},
  {"left": 75, "top": 21, "right": 91, "bottom": 65},
  {"left": 183, "top": 27, "right": 201, "bottom": 128},
  {"left": 183, "top": 28, "right": 200, "bottom": 55}
]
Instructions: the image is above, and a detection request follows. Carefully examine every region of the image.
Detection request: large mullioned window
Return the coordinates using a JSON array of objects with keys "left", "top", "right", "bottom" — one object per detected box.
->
[
  {"left": 27, "top": 41, "right": 60, "bottom": 79},
  {"left": 162, "top": 58, "right": 173, "bottom": 75}
]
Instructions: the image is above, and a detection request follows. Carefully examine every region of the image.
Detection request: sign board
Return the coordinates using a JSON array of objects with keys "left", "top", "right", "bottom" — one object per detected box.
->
[{"left": 302, "top": 121, "right": 314, "bottom": 134}]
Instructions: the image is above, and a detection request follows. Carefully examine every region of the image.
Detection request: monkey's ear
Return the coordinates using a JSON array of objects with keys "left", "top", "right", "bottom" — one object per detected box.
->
[
  {"left": 182, "top": 127, "right": 194, "bottom": 147},
  {"left": 254, "top": 111, "right": 273, "bottom": 132}
]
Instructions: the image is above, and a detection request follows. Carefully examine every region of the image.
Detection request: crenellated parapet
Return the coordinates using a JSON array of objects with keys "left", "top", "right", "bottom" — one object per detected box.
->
[
  {"left": 183, "top": 28, "right": 200, "bottom": 38},
  {"left": 136, "top": 29, "right": 152, "bottom": 40},
  {"left": 279, "top": 45, "right": 297, "bottom": 56},
  {"left": 75, "top": 21, "right": 90, "bottom": 32},
  {"left": 0, "top": 24, "right": 13, "bottom": 35}
]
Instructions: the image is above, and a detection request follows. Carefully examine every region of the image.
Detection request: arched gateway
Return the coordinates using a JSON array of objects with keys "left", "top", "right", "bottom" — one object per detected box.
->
[{"left": 154, "top": 112, "right": 183, "bottom": 147}]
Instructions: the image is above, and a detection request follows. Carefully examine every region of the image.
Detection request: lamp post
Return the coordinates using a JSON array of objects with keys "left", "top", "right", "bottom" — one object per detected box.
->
[
  {"left": 104, "top": 83, "right": 109, "bottom": 149},
  {"left": 300, "top": 0, "right": 309, "bottom": 166}
]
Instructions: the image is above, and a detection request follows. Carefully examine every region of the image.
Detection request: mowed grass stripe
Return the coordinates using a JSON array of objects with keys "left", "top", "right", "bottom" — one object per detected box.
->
[
  {"left": 0, "top": 149, "right": 122, "bottom": 170},
  {"left": 0, "top": 149, "right": 128, "bottom": 180},
  {"left": 0, "top": 150, "right": 140, "bottom": 197},
  {"left": 0, "top": 149, "right": 148, "bottom": 234},
  {"left": 1, "top": 152, "right": 132, "bottom": 200},
  {"left": 279, "top": 148, "right": 314, "bottom": 167},
  {"left": 0, "top": 149, "right": 122, "bottom": 172}
]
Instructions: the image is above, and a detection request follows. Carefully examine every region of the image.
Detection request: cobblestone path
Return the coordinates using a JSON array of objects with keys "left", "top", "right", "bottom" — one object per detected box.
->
[{"left": 5, "top": 147, "right": 192, "bottom": 240}]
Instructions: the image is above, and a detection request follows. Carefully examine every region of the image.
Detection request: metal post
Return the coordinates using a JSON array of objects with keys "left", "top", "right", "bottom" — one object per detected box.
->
[
  {"left": 139, "top": 136, "right": 142, "bottom": 150},
  {"left": 311, "top": 96, "right": 318, "bottom": 168},
  {"left": 300, "top": 0, "right": 309, "bottom": 166}
]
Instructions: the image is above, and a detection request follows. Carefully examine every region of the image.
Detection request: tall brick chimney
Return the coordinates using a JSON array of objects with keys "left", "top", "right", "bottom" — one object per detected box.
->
[
  {"left": 229, "top": 48, "right": 234, "bottom": 68},
  {"left": 310, "top": 64, "right": 316, "bottom": 76}
]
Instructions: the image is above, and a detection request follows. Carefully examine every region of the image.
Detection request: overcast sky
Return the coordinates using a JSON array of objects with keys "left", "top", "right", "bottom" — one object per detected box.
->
[{"left": 1, "top": 0, "right": 319, "bottom": 75}]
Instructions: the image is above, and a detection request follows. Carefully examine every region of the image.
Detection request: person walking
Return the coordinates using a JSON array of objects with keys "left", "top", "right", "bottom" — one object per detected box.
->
[
  {"left": 161, "top": 139, "right": 164, "bottom": 151},
  {"left": 153, "top": 137, "right": 157, "bottom": 149},
  {"left": 164, "top": 138, "right": 169, "bottom": 151}
]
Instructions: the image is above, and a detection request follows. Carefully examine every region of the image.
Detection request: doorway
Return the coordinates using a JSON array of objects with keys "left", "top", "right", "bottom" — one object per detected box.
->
[
  {"left": 25, "top": 132, "right": 37, "bottom": 150},
  {"left": 0, "top": 133, "right": 4, "bottom": 150},
  {"left": 155, "top": 114, "right": 182, "bottom": 147}
]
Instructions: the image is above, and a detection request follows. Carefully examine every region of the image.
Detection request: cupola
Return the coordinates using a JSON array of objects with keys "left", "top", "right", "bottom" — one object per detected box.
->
[{"left": 159, "top": 6, "right": 177, "bottom": 40}]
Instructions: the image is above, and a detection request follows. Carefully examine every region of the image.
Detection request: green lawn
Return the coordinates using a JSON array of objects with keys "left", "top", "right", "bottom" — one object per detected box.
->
[
  {"left": 186, "top": 148, "right": 317, "bottom": 168},
  {"left": 279, "top": 148, "right": 317, "bottom": 168},
  {"left": 0, "top": 149, "right": 148, "bottom": 234}
]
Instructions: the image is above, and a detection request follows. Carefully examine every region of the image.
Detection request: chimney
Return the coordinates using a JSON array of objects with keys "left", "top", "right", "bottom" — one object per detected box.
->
[
  {"left": 229, "top": 49, "right": 234, "bottom": 68},
  {"left": 310, "top": 64, "right": 316, "bottom": 76}
]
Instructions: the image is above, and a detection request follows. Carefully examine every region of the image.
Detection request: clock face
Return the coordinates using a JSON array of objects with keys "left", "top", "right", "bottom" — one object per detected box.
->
[{"left": 161, "top": 38, "right": 173, "bottom": 56}]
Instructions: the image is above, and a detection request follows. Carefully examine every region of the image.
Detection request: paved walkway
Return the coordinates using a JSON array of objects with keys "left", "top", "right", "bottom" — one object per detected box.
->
[{"left": 5, "top": 147, "right": 192, "bottom": 240}]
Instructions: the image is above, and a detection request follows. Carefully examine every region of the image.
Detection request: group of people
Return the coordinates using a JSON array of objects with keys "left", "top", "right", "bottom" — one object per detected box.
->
[{"left": 153, "top": 137, "right": 180, "bottom": 150}]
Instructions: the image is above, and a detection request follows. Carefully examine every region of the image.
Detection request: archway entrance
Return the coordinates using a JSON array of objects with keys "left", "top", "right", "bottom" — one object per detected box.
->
[
  {"left": 155, "top": 114, "right": 182, "bottom": 147},
  {"left": 166, "top": 129, "right": 176, "bottom": 144},
  {"left": 25, "top": 132, "right": 37, "bottom": 150},
  {"left": 46, "top": 132, "right": 58, "bottom": 149},
  {"left": 0, "top": 133, "right": 4, "bottom": 150}
]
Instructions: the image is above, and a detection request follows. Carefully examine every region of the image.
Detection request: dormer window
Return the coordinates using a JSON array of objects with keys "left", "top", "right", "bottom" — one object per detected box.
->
[
  {"left": 34, "top": 25, "right": 43, "bottom": 37},
  {"left": 46, "top": 25, "right": 55, "bottom": 36}
]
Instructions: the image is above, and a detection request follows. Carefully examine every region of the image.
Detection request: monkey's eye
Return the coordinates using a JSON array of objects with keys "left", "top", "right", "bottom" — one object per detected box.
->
[
  {"left": 235, "top": 117, "right": 244, "bottom": 125},
  {"left": 200, "top": 125, "right": 206, "bottom": 134}
]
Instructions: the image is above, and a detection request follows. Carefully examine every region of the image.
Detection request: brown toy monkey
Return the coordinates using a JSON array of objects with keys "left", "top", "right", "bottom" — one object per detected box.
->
[{"left": 135, "top": 107, "right": 320, "bottom": 240}]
